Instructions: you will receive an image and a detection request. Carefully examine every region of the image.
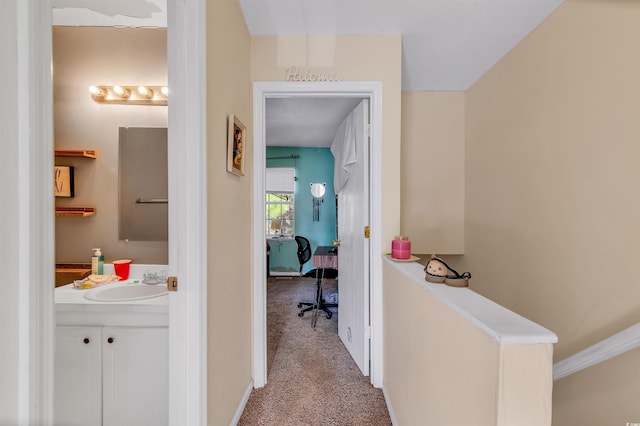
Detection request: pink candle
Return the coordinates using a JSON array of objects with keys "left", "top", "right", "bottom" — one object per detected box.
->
[{"left": 391, "top": 236, "right": 411, "bottom": 259}]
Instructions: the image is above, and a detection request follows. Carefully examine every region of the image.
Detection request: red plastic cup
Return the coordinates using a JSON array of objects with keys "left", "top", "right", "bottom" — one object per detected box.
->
[{"left": 113, "top": 259, "right": 132, "bottom": 280}]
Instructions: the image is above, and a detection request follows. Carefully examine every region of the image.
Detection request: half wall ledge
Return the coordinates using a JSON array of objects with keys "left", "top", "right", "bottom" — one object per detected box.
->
[
  {"left": 383, "top": 256, "right": 558, "bottom": 345},
  {"left": 383, "top": 256, "right": 557, "bottom": 426}
]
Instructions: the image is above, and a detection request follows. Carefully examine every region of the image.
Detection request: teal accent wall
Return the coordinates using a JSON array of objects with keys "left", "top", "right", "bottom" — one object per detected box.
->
[
  {"left": 266, "top": 146, "right": 336, "bottom": 273},
  {"left": 267, "top": 239, "right": 298, "bottom": 273}
]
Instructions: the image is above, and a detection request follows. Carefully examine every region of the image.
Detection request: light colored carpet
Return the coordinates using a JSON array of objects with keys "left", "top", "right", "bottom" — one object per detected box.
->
[{"left": 239, "top": 277, "right": 392, "bottom": 426}]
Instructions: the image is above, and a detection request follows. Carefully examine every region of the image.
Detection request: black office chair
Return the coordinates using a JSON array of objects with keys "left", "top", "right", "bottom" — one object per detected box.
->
[
  {"left": 295, "top": 236, "right": 312, "bottom": 274},
  {"left": 295, "top": 236, "right": 337, "bottom": 319}
]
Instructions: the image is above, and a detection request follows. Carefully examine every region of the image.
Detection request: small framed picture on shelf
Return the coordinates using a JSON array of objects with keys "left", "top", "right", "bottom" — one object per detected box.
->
[
  {"left": 227, "top": 114, "right": 246, "bottom": 176},
  {"left": 54, "top": 165, "right": 74, "bottom": 197}
]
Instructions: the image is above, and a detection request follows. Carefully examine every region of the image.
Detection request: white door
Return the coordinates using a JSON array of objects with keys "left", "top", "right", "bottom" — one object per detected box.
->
[{"left": 335, "top": 99, "right": 370, "bottom": 375}]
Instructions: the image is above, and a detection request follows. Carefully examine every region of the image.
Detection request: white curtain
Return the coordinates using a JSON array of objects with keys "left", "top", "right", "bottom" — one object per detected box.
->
[{"left": 330, "top": 110, "right": 357, "bottom": 194}]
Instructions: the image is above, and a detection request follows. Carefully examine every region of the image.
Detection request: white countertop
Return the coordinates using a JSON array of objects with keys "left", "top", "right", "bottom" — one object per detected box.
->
[
  {"left": 55, "top": 264, "right": 169, "bottom": 326},
  {"left": 383, "top": 256, "right": 558, "bottom": 345}
]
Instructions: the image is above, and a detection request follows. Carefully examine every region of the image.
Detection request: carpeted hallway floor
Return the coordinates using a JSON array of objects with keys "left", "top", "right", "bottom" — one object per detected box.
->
[{"left": 238, "top": 277, "right": 392, "bottom": 425}]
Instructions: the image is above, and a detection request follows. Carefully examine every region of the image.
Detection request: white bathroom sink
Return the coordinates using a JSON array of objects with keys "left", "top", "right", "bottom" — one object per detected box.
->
[{"left": 84, "top": 283, "right": 168, "bottom": 302}]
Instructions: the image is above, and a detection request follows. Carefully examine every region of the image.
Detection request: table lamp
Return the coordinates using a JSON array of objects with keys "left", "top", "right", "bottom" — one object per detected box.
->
[{"left": 270, "top": 219, "right": 282, "bottom": 235}]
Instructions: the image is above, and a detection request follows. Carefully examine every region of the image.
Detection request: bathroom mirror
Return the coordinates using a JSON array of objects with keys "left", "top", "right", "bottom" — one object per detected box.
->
[{"left": 119, "top": 127, "right": 168, "bottom": 241}]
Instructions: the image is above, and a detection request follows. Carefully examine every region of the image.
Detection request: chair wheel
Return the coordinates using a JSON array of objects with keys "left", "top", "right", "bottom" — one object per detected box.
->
[
  {"left": 326, "top": 312, "right": 333, "bottom": 319},
  {"left": 298, "top": 312, "right": 304, "bottom": 317},
  {"left": 297, "top": 303, "right": 302, "bottom": 308}
]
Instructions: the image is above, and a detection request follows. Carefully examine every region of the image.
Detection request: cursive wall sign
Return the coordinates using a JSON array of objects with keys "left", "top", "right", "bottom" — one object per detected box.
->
[{"left": 285, "top": 66, "right": 342, "bottom": 82}]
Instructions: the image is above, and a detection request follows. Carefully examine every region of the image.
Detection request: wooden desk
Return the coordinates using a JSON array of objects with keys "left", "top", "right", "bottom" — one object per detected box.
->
[{"left": 312, "top": 246, "right": 338, "bottom": 269}]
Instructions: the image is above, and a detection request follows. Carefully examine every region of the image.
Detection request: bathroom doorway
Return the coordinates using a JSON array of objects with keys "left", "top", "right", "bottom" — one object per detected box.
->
[{"left": 13, "top": 0, "right": 208, "bottom": 423}]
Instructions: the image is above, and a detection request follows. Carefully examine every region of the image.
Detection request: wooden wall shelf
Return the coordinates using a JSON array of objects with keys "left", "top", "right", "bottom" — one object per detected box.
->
[
  {"left": 56, "top": 263, "right": 91, "bottom": 272},
  {"left": 55, "top": 263, "right": 91, "bottom": 287},
  {"left": 55, "top": 149, "right": 97, "bottom": 159},
  {"left": 55, "top": 207, "right": 96, "bottom": 217}
]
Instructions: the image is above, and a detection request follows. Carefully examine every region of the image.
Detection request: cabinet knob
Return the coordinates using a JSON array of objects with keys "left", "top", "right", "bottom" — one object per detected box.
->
[
  {"left": 107, "top": 337, "right": 114, "bottom": 344},
  {"left": 83, "top": 338, "right": 90, "bottom": 344}
]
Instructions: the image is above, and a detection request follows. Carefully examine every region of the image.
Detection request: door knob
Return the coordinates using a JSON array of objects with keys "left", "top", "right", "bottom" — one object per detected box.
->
[{"left": 107, "top": 337, "right": 114, "bottom": 344}]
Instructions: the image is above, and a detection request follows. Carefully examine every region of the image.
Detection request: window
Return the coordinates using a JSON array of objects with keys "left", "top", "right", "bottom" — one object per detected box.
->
[
  {"left": 266, "top": 192, "right": 294, "bottom": 236},
  {"left": 266, "top": 167, "right": 295, "bottom": 236}
]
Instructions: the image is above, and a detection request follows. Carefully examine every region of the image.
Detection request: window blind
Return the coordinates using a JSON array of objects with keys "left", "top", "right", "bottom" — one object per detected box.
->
[{"left": 266, "top": 167, "right": 295, "bottom": 193}]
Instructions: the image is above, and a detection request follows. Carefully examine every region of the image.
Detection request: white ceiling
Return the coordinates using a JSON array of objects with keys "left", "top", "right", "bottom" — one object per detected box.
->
[
  {"left": 266, "top": 97, "right": 363, "bottom": 147},
  {"left": 239, "top": 0, "right": 564, "bottom": 91},
  {"left": 52, "top": 0, "right": 564, "bottom": 147}
]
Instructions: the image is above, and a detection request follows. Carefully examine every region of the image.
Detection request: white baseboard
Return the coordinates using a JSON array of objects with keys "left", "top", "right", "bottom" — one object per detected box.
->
[
  {"left": 382, "top": 385, "right": 398, "bottom": 426},
  {"left": 230, "top": 380, "right": 254, "bottom": 426},
  {"left": 269, "top": 271, "right": 300, "bottom": 277}
]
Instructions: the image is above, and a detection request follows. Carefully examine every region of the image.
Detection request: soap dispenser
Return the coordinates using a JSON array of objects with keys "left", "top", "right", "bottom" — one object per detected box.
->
[{"left": 91, "top": 248, "right": 104, "bottom": 275}]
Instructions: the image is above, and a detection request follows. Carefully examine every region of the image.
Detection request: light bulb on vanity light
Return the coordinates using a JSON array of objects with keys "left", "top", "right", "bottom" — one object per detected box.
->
[
  {"left": 137, "top": 86, "right": 154, "bottom": 99},
  {"left": 88, "top": 85, "right": 107, "bottom": 101},
  {"left": 113, "top": 85, "right": 131, "bottom": 99},
  {"left": 161, "top": 86, "right": 169, "bottom": 97}
]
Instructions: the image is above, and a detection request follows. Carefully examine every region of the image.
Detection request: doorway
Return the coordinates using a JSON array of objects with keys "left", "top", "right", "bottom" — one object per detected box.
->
[
  {"left": 252, "top": 81, "right": 384, "bottom": 389},
  {"left": 8, "top": 0, "right": 207, "bottom": 423}
]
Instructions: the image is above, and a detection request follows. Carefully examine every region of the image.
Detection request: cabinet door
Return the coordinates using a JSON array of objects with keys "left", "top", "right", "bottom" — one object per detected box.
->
[
  {"left": 54, "top": 326, "right": 102, "bottom": 426},
  {"left": 102, "top": 327, "right": 168, "bottom": 426}
]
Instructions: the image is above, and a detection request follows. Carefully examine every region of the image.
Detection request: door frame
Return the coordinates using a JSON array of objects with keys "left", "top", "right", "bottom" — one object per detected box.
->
[
  {"left": 13, "top": 0, "right": 208, "bottom": 423},
  {"left": 167, "top": 0, "right": 208, "bottom": 424},
  {"left": 252, "top": 81, "right": 384, "bottom": 388}
]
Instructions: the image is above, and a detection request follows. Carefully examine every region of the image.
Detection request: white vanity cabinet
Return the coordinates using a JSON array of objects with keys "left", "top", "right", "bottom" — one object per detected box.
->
[
  {"left": 102, "top": 326, "right": 168, "bottom": 426},
  {"left": 55, "top": 279, "right": 169, "bottom": 426},
  {"left": 54, "top": 325, "right": 168, "bottom": 426},
  {"left": 54, "top": 326, "right": 102, "bottom": 425}
]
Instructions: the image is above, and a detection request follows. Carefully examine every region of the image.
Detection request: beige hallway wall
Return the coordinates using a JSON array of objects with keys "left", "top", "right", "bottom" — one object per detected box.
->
[
  {"left": 464, "top": 0, "right": 640, "bottom": 423},
  {"left": 400, "top": 91, "right": 465, "bottom": 254},
  {"left": 206, "top": 0, "right": 252, "bottom": 424}
]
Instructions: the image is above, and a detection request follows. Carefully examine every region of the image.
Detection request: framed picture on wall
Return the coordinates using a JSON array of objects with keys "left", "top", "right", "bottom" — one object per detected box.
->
[
  {"left": 227, "top": 114, "right": 246, "bottom": 176},
  {"left": 54, "top": 165, "right": 74, "bottom": 197}
]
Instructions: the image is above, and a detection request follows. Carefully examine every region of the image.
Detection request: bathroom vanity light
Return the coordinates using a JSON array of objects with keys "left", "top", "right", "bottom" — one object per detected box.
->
[{"left": 89, "top": 85, "right": 168, "bottom": 105}]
